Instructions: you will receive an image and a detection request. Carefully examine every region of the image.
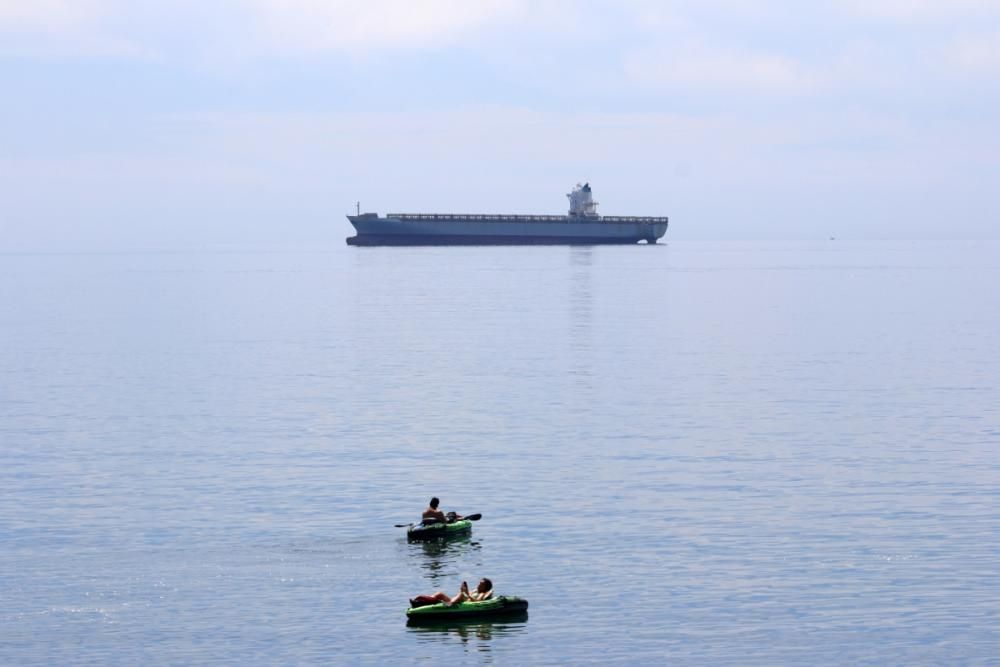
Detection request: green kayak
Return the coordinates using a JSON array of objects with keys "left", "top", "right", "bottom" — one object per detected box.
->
[
  {"left": 406, "top": 519, "right": 472, "bottom": 541},
  {"left": 406, "top": 596, "right": 529, "bottom": 621}
]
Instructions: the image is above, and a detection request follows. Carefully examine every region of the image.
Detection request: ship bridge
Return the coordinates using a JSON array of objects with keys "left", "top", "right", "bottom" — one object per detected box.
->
[{"left": 567, "top": 182, "right": 599, "bottom": 218}]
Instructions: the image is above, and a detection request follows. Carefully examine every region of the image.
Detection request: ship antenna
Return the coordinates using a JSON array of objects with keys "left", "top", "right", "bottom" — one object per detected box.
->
[{"left": 356, "top": 201, "right": 360, "bottom": 216}]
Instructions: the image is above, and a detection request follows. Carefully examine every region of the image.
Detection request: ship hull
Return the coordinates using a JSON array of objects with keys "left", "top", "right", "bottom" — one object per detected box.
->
[
  {"left": 347, "top": 234, "right": 645, "bottom": 246},
  {"left": 346, "top": 215, "right": 668, "bottom": 246}
]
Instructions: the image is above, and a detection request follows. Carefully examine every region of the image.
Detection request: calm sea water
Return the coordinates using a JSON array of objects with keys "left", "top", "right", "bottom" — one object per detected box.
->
[{"left": 1, "top": 240, "right": 998, "bottom": 665}]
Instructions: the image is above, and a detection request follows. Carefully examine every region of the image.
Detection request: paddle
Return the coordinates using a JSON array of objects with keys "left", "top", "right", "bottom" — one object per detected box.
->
[{"left": 395, "top": 513, "right": 481, "bottom": 528}]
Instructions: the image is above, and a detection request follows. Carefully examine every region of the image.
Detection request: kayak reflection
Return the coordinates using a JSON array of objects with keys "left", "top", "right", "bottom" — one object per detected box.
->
[
  {"left": 406, "top": 613, "right": 530, "bottom": 639},
  {"left": 408, "top": 533, "right": 481, "bottom": 584}
]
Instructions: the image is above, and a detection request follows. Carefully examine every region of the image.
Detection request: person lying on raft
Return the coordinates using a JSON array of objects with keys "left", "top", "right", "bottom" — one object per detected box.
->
[
  {"left": 422, "top": 497, "right": 462, "bottom": 524},
  {"left": 410, "top": 578, "right": 493, "bottom": 608}
]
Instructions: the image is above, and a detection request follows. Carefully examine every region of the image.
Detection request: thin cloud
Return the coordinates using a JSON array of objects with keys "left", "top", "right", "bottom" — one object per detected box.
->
[
  {"left": 948, "top": 32, "right": 1000, "bottom": 72},
  {"left": 0, "top": 0, "right": 103, "bottom": 30},
  {"left": 247, "top": 0, "right": 526, "bottom": 54},
  {"left": 0, "top": 0, "right": 153, "bottom": 59},
  {"left": 625, "top": 43, "right": 819, "bottom": 95},
  {"left": 838, "top": 0, "right": 1000, "bottom": 21},
  {"left": 0, "top": 0, "right": 529, "bottom": 59}
]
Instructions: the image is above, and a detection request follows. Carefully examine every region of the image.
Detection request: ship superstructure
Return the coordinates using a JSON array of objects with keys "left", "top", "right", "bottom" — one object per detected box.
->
[{"left": 346, "top": 183, "right": 668, "bottom": 246}]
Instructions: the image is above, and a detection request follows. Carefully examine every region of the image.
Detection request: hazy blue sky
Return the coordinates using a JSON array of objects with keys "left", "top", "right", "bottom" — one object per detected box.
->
[{"left": 2, "top": 1, "right": 998, "bottom": 249}]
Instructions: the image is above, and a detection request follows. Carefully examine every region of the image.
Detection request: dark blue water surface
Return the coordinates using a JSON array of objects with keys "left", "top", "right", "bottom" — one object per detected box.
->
[{"left": 1, "top": 241, "right": 998, "bottom": 664}]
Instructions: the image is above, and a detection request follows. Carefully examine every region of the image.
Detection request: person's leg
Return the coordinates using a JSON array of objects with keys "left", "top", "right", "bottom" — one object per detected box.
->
[
  {"left": 410, "top": 595, "right": 428, "bottom": 608},
  {"left": 409, "top": 592, "right": 451, "bottom": 608}
]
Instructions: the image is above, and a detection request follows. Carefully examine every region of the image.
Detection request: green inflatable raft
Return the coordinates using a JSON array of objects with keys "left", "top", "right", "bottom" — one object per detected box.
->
[
  {"left": 406, "top": 519, "right": 472, "bottom": 541},
  {"left": 406, "top": 596, "right": 529, "bottom": 622}
]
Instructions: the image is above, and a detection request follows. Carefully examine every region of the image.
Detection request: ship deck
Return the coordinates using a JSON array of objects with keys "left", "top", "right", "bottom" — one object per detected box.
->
[{"left": 386, "top": 213, "right": 669, "bottom": 224}]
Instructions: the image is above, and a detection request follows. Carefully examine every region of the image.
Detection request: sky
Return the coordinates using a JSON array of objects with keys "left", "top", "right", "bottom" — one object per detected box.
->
[{"left": 1, "top": 0, "right": 999, "bottom": 249}]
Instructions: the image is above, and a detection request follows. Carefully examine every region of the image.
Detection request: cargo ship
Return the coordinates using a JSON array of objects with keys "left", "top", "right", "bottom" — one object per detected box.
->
[{"left": 346, "top": 183, "right": 668, "bottom": 246}]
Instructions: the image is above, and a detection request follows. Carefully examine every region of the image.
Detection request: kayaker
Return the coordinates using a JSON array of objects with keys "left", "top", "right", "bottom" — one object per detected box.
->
[
  {"left": 410, "top": 578, "right": 493, "bottom": 608},
  {"left": 422, "top": 497, "right": 461, "bottom": 524}
]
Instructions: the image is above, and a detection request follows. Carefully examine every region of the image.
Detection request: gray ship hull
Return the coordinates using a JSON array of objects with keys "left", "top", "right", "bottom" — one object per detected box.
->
[{"left": 346, "top": 214, "right": 668, "bottom": 246}]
